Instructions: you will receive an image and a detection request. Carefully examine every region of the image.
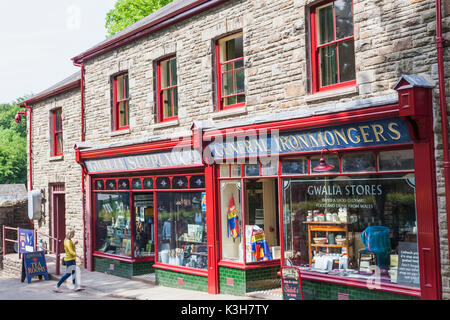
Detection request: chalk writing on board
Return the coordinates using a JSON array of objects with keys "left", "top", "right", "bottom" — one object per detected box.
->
[{"left": 397, "top": 241, "right": 420, "bottom": 287}]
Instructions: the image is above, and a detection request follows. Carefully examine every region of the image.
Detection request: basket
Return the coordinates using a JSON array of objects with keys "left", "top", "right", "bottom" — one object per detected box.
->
[
  {"left": 336, "top": 238, "right": 347, "bottom": 245},
  {"left": 313, "top": 237, "right": 327, "bottom": 244}
]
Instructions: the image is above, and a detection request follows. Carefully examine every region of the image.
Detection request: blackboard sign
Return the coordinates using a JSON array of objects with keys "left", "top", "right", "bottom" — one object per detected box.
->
[
  {"left": 397, "top": 241, "right": 420, "bottom": 288},
  {"left": 282, "top": 267, "right": 303, "bottom": 300},
  {"left": 21, "top": 251, "right": 50, "bottom": 284}
]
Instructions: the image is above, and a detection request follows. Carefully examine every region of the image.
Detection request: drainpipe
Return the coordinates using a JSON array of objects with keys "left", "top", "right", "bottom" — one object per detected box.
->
[
  {"left": 22, "top": 103, "right": 33, "bottom": 229},
  {"left": 73, "top": 61, "right": 87, "bottom": 268},
  {"left": 435, "top": 0, "right": 450, "bottom": 266}
]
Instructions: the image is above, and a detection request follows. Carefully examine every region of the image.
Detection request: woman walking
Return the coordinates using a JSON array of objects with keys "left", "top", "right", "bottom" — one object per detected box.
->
[{"left": 54, "top": 229, "right": 82, "bottom": 292}]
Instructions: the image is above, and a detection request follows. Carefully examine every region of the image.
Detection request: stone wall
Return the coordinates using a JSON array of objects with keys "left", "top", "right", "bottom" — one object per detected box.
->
[{"left": 28, "top": 86, "right": 83, "bottom": 256}]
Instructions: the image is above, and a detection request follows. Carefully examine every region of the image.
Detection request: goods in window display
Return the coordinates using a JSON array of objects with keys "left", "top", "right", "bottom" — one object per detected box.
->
[
  {"left": 227, "top": 195, "right": 240, "bottom": 241},
  {"left": 245, "top": 225, "right": 273, "bottom": 262}
]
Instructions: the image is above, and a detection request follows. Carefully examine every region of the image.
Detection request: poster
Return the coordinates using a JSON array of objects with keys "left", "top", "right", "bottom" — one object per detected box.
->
[
  {"left": 397, "top": 242, "right": 420, "bottom": 287},
  {"left": 18, "top": 229, "right": 34, "bottom": 253}
]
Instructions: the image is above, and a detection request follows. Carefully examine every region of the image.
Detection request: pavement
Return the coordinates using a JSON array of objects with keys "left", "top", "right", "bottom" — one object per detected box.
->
[{"left": 0, "top": 254, "right": 282, "bottom": 300}]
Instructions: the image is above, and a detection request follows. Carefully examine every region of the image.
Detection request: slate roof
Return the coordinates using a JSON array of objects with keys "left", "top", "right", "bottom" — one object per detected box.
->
[{"left": 0, "top": 184, "right": 27, "bottom": 201}]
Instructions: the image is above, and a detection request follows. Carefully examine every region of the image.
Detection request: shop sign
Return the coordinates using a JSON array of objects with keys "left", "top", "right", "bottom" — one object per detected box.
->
[
  {"left": 207, "top": 118, "right": 412, "bottom": 160},
  {"left": 21, "top": 251, "right": 50, "bottom": 284},
  {"left": 84, "top": 149, "right": 202, "bottom": 173},
  {"left": 282, "top": 267, "right": 303, "bottom": 300},
  {"left": 18, "top": 228, "right": 34, "bottom": 253}
]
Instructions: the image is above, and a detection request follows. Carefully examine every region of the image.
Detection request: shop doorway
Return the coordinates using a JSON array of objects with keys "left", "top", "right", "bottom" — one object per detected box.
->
[
  {"left": 51, "top": 184, "right": 65, "bottom": 254},
  {"left": 133, "top": 193, "right": 155, "bottom": 258},
  {"left": 244, "top": 178, "right": 279, "bottom": 256}
]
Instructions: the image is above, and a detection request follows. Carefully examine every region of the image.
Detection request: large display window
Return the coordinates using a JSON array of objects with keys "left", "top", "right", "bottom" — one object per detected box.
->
[
  {"left": 282, "top": 150, "right": 420, "bottom": 289},
  {"left": 93, "top": 173, "right": 206, "bottom": 267},
  {"left": 219, "top": 162, "right": 280, "bottom": 265}
]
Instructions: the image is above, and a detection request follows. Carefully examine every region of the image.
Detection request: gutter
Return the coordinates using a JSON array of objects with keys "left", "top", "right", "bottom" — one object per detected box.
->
[
  {"left": 72, "top": 0, "right": 229, "bottom": 63},
  {"left": 435, "top": 0, "right": 450, "bottom": 268}
]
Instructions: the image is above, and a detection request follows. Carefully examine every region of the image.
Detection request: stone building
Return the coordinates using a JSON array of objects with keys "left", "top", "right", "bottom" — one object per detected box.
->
[{"left": 18, "top": 0, "right": 450, "bottom": 299}]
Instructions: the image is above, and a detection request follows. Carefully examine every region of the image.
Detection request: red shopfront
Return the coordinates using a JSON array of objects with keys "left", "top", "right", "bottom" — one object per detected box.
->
[
  {"left": 200, "top": 77, "right": 441, "bottom": 299},
  {"left": 76, "top": 136, "right": 215, "bottom": 288}
]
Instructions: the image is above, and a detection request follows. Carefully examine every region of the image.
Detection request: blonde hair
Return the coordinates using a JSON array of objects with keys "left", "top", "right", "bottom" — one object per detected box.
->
[{"left": 66, "top": 230, "right": 75, "bottom": 239}]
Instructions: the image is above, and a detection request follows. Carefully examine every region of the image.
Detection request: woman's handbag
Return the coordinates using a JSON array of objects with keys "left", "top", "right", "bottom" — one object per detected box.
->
[{"left": 61, "top": 256, "right": 66, "bottom": 266}]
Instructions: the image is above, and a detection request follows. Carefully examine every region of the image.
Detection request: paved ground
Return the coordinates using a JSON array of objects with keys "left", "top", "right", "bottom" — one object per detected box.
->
[{"left": 0, "top": 267, "right": 265, "bottom": 300}]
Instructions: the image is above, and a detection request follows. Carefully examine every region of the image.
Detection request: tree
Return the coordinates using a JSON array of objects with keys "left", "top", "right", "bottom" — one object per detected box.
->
[
  {"left": 0, "top": 101, "right": 27, "bottom": 185},
  {"left": 105, "top": 0, "right": 174, "bottom": 37}
]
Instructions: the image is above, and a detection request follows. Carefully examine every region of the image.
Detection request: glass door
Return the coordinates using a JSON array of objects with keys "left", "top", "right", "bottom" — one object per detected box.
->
[{"left": 133, "top": 193, "right": 155, "bottom": 258}]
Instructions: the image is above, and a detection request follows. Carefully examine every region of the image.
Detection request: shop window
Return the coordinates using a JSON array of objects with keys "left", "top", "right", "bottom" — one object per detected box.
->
[
  {"left": 94, "top": 180, "right": 105, "bottom": 191},
  {"left": 157, "top": 56, "right": 178, "bottom": 122},
  {"left": 106, "top": 179, "right": 117, "bottom": 190},
  {"left": 95, "top": 193, "right": 131, "bottom": 257},
  {"left": 173, "top": 176, "right": 189, "bottom": 189},
  {"left": 143, "top": 178, "right": 154, "bottom": 190},
  {"left": 157, "top": 192, "right": 207, "bottom": 270},
  {"left": 118, "top": 179, "right": 130, "bottom": 190},
  {"left": 379, "top": 150, "right": 414, "bottom": 172},
  {"left": 51, "top": 108, "right": 63, "bottom": 156},
  {"left": 342, "top": 152, "right": 376, "bottom": 173},
  {"left": 230, "top": 164, "right": 241, "bottom": 177},
  {"left": 113, "top": 72, "right": 130, "bottom": 131},
  {"left": 311, "top": 0, "right": 355, "bottom": 93},
  {"left": 156, "top": 177, "right": 171, "bottom": 189},
  {"left": 220, "top": 180, "right": 243, "bottom": 262},
  {"left": 283, "top": 174, "right": 420, "bottom": 289},
  {"left": 132, "top": 178, "right": 142, "bottom": 190},
  {"left": 311, "top": 155, "right": 340, "bottom": 174},
  {"left": 282, "top": 158, "right": 309, "bottom": 175},
  {"left": 219, "top": 164, "right": 230, "bottom": 178},
  {"left": 134, "top": 194, "right": 155, "bottom": 257},
  {"left": 261, "top": 160, "right": 278, "bottom": 176},
  {"left": 216, "top": 32, "right": 245, "bottom": 110},
  {"left": 190, "top": 175, "right": 205, "bottom": 189}
]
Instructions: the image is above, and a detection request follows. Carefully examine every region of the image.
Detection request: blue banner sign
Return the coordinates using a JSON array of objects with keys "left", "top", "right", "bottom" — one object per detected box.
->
[
  {"left": 21, "top": 251, "right": 49, "bottom": 284},
  {"left": 18, "top": 229, "right": 34, "bottom": 253},
  {"left": 85, "top": 149, "right": 203, "bottom": 173},
  {"left": 207, "top": 118, "right": 412, "bottom": 160}
]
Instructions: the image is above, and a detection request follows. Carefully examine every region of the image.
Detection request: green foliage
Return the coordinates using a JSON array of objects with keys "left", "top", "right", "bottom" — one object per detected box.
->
[
  {"left": 105, "top": 0, "right": 174, "bottom": 37},
  {"left": 0, "top": 101, "right": 27, "bottom": 185}
]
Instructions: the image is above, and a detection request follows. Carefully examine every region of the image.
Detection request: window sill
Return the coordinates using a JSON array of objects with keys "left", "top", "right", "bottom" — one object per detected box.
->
[
  {"left": 153, "top": 119, "right": 179, "bottom": 129},
  {"left": 305, "top": 86, "right": 359, "bottom": 103},
  {"left": 211, "top": 105, "right": 247, "bottom": 120},
  {"left": 110, "top": 128, "right": 131, "bottom": 137},
  {"left": 49, "top": 155, "right": 64, "bottom": 162}
]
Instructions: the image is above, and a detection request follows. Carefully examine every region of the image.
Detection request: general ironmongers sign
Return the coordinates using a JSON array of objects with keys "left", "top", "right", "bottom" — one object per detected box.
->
[
  {"left": 84, "top": 148, "right": 203, "bottom": 173},
  {"left": 206, "top": 118, "right": 412, "bottom": 160}
]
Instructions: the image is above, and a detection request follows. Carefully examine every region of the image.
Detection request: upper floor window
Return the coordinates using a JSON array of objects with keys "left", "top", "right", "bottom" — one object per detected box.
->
[
  {"left": 157, "top": 56, "right": 178, "bottom": 122},
  {"left": 113, "top": 73, "right": 130, "bottom": 131},
  {"left": 51, "top": 108, "right": 63, "bottom": 156},
  {"left": 216, "top": 32, "right": 245, "bottom": 110},
  {"left": 311, "top": 0, "right": 355, "bottom": 93}
]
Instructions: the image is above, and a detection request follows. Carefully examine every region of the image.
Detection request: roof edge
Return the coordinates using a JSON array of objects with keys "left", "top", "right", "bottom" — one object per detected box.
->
[{"left": 19, "top": 77, "right": 81, "bottom": 107}]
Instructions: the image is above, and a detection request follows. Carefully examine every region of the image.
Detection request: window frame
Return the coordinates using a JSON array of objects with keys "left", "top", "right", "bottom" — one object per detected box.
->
[
  {"left": 310, "top": 0, "right": 356, "bottom": 93},
  {"left": 215, "top": 32, "right": 246, "bottom": 111},
  {"left": 113, "top": 72, "right": 130, "bottom": 131},
  {"left": 157, "top": 55, "right": 179, "bottom": 123},
  {"left": 51, "top": 108, "right": 63, "bottom": 157}
]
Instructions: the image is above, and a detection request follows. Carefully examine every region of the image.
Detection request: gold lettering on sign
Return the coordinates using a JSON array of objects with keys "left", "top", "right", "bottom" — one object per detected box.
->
[
  {"left": 347, "top": 127, "right": 361, "bottom": 144},
  {"left": 388, "top": 122, "right": 401, "bottom": 140},
  {"left": 333, "top": 129, "right": 349, "bottom": 145},
  {"left": 296, "top": 134, "right": 310, "bottom": 148},
  {"left": 359, "top": 125, "right": 374, "bottom": 143},
  {"left": 323, "top": 130, "right": 336, "bottom": 146},
  {"left": 371, "top": 124, "right": 387, "bottom": 142}
]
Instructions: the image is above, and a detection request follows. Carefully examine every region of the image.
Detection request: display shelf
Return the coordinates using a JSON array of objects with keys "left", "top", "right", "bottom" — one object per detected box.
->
[{"left": 303, "top": 221, "right": 355, "bottom": 266}]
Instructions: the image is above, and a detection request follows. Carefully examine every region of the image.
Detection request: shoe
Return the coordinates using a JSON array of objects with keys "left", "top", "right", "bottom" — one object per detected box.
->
[
  {"left": 53, "top": 286, "right": 62, "bottom": 293},
  {"left": 74, "top": 287, "right": 84, "bottom": 292}
]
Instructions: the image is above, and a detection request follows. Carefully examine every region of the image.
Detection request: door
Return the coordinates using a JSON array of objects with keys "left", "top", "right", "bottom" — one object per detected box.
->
[{"left": 51, "top": 184, "right": 66, "bottom": 253}]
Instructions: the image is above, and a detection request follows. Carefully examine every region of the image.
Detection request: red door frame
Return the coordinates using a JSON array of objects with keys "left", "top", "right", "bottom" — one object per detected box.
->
[
  {"left": 201, "top": 85, "right": 441, "bottom": 300},
  {"left": 51, "top": 183, "right": 66, "bottom": 254}
]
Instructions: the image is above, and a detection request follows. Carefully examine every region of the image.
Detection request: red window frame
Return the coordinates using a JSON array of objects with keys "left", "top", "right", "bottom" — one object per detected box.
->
[
  {"left": 113, "top": 72, "right": 130, "bottom": 131},
  {"left": 216, "top": 33, "right": 246, "bottom": 111},
  {"left": 51, "top": 108, "right": 63, "bottom": 156},
  {"left": 310, "top": 0, "right": 356, "bottom": 93},
  {"left": 157, "top": 56, "right": 178, "bottom": 123}
]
